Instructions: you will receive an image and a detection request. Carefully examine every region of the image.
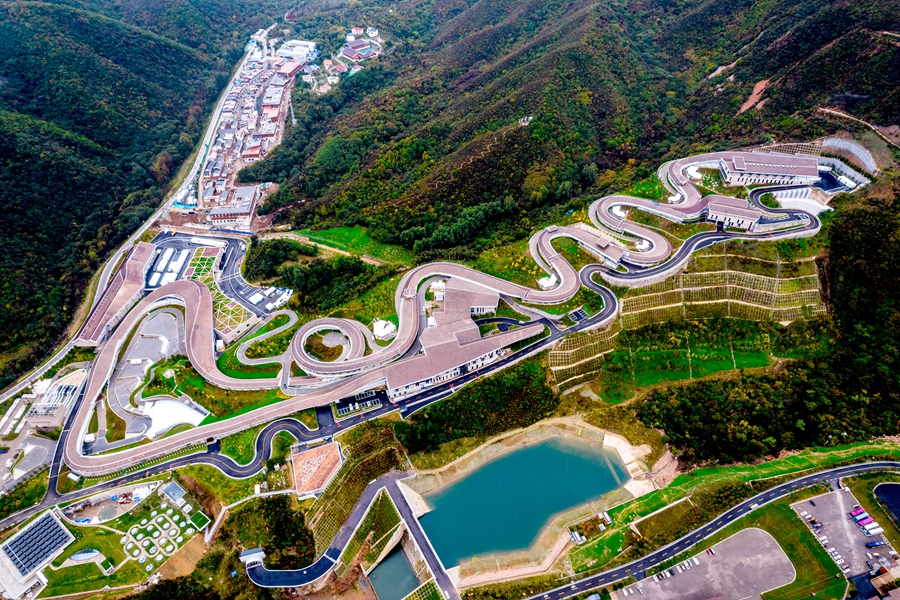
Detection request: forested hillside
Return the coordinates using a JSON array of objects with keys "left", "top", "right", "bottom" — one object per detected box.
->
[
  {"left": 242, "top": 0, "right": 900, "bottom": 262},
  {"left": 0, "top": 0, "right": 281, "bottom": 386},
  {"left": 639, "top": 176, "right": 900, "bottom": 465}
]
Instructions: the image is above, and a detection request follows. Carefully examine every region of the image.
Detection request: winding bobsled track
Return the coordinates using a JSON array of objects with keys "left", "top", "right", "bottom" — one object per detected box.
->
[{"left": 65, "top": 150, "right": 834, "bottom": 476}]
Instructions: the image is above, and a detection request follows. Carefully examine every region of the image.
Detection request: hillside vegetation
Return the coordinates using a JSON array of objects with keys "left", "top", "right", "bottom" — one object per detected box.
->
[
  {"left": 243, "top": 0, "right": 900, "bottom": 265},
  {"left": 640, "top": 176, "right": 900, "bottom": 465},
  {"left": 0, "top": 0, "right": 281, "bottom": 386}
]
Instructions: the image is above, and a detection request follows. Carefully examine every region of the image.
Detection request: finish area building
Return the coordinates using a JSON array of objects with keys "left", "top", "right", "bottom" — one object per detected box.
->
[{"left": 719, "top": 154, "right": 820, "bottom": 186}]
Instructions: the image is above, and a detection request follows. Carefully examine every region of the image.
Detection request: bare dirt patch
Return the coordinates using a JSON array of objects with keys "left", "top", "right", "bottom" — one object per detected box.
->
[
  {"left": 178, "top": 475, "right": 223, "bottom": 517},
  {"left": 707, "top": 59, "right": 738, "bottom": 79},
  {"left": 878, "top": 124, "right": 900, "bottom": 146},
  {"left": 738, "top": 79, "right": 770, "bottom": 114},
  {"left": 159, "top": 534, "right": 207, "bottom": 580},
  {"left": 650, "top": 450, "right": 681, "bottom": 489}
]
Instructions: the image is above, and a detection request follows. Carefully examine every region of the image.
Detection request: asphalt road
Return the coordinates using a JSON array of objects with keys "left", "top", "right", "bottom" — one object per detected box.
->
[
  {"left": 0, "top": 32, "right": 265, "bottom": 405},
  {"left": 0, "top": 285, "right": 620, "bottom": 532},
  {"left": 0, "top": 161, "right": 836, "bottom": 594},
  {"left": 245, "top": 471, "right": 463, "bottom": 600}
]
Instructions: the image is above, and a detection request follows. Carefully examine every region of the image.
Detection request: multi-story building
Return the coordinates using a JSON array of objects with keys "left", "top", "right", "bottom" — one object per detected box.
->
[
  {"left": 706, "top": 197, "right": 762, "bottom": 231},
  {"left": 719, "top": 154, "right": 820, "bottom": 186},
  {"left": 276, "top": 40, "right": 316, "bottom": 63},
  {"left": 208, "top": 186, "right": 258, "bottom": 229}
]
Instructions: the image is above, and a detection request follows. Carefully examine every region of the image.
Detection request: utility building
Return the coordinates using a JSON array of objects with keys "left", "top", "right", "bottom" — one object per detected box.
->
[{"left": 706, "top": 196, "right": 762, "bottom": 231}]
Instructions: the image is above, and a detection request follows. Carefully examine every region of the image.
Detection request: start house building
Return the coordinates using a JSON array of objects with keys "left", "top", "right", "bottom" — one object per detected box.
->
[{"left": 719, "top": 154, "right": 820, "bottom": 186}]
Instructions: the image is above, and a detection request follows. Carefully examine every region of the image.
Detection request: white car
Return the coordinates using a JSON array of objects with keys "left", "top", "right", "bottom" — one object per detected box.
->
[
  {"left": 837, "top": 559, "right": 845, "bottom": 565},
  {"left": 800, "top": 511, "right": 809, "bottom": 517}
]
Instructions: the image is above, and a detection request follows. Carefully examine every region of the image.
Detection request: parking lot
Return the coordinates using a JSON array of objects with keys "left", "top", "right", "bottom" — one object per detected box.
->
[
  {"left": 790, "top": 489, "right": 888, "bottom": 578},
  {"left": 569, "top": 308, "right": 589, "bottom": 323},
  {"left": 616, "top": 528, "right": 795, "bottom": 599},
  {"left": 150, "top": 232, "right": 271, "bottom": 317}
]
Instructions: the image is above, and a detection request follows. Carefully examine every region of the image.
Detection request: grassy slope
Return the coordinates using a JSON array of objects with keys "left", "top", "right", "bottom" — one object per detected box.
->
[{"left": 569, "top": 442, "right": 900, "bottom": 571}]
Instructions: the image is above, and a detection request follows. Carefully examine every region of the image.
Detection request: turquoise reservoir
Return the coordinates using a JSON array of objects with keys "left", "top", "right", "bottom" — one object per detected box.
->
[
  {"left": 419, "top": 436, "right": 629, "bottom": 566},
  {"left": 368, "top": 545, "right": 420, "bottom": 600}
]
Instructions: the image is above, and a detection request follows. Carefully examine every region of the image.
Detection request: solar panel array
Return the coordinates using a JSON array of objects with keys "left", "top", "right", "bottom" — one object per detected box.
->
[
  {"left": 2, "top": 514, "right": 70, "bottom": 576},
  {"left": 163, "top": 482, "right": 186, "bottom": 503}
]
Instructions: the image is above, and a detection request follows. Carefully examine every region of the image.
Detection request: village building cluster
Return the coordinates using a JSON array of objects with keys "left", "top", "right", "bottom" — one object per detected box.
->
[
  {"left": 165, "top": 26, "right": 387, "bottom": 233},
  {"left": 299, "top": 26, "right": 384, "bottom": 95}
]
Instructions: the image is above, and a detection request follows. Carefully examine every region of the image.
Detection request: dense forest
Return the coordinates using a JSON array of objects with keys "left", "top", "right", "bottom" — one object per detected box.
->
[
  {"left": 0, "top": 0, "right": 284, "bottom": 386},
  {"left": 639, "top": 175, "right": 900, "bottom": 465},
  {"left": 241, "top": 0, "right": 900, "bottom": 265},
  {"left": 392, "top": 359, "right": 559, "bottom": 454},
  {"left": 281, "top": 256, "right": 396, "bottom": 314},
  {"left": 242, "top": 236, "right": 318, "bottom": 281}
]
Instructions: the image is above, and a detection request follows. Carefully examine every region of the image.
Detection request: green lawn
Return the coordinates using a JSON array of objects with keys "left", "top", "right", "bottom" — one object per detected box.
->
[
  {"left": 112, "top": 490, "right": 165, "bottom": 531},
  {"left": 104, "top": 400, "right": 128, "bottom": 442},
  {"left": 245, "top": 321, "right": 301, "bottom": 359},
  {"left": 88, "top": 407, "right": 99, "bottom": 435},
  {"left": 190, "top": 511, "right": 211, "bottom": 529},
  {"left": 39, "top": 559, "right": 145, "bottom": 598},
  {"left": 149, "top": 354, "right": 284, "bottom": 408},
  {"left": 551, "top": 237, "right": 598, "bottom": 272},
  {"left": 176, "top": 464, "right": 257, "bottom": 505},
  {"left": 215, "top": 345, "right": 281, "bottom": 379},
  {"left": 468, "top": 240, "right": 540, "bottom": 287},
  {"left": 296, "top": 408, "right": 318, "bottom": 431},
  {"left": 589, "top": 320, "right": 787, "bottom": 403},
  {"left": 53, "top": 523, "right": 127, "bottom": 568},
  {"left": 521, "top": 287, "right": 607, "bottom": 317},
  {"left": 219, "top": 424, "right": 265, "bottom": 465},
  {"left": 329, "top": 275, "right": 400, "bottom": 327},
  {"left": 300, "top": 226, "right": 415, "bottom": 264},
  {"left": 304, "top": 333, "right": 344, "bottom": 362},
  {"left": 46, "top": 346, "right": 95, "bottom": 378},
  {"left": 270, "top": 430, "right": 296, "bottom": 464},
  {"left": 628, "top": 209, "right": 717, "bottom": 240},
  {"left": 621, "top": 176, "right": 668, "bottom": 201}
]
